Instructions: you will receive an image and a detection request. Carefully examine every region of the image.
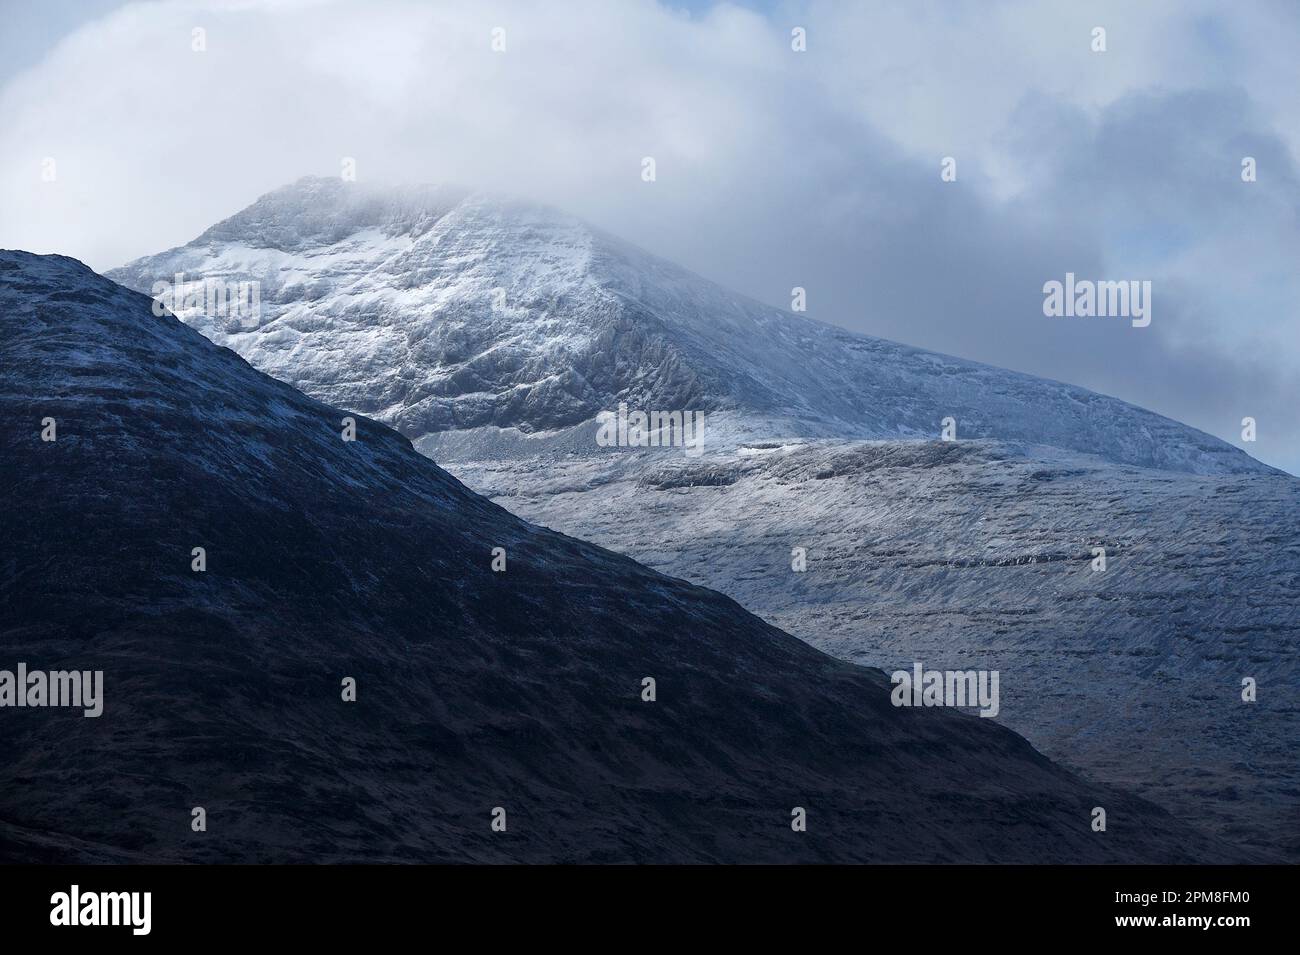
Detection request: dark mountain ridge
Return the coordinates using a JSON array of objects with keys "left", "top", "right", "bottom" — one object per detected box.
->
[{"left": 0, "top": 250, "right": 1235, "bottom": 863}]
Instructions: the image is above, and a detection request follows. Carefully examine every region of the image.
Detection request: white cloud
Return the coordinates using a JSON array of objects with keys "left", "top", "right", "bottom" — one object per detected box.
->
[{"left": 1, "top": 0, "right": 1296, "bottom": 470}]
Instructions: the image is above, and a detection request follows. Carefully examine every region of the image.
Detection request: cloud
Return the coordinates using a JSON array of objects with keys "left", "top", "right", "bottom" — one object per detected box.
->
[{"left": 0, "top": 0, "right": 1296, "bottom": 471}]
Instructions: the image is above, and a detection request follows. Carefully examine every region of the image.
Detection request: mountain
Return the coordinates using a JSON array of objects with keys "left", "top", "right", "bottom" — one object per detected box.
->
[
  {"left": 0, "top": 250, "right": 1234, "bottom": 863},
  {"left": 104, "top": 179, "right": 1298, "bottom": 861},
  {"left": 109, "top": 176, "right": 1269, "bottom": 476},
  {"left": 454, "top": 439, "right": 1300, "bottom": 862}
]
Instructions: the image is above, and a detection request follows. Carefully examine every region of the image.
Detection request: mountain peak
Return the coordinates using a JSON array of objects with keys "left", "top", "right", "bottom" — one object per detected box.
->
[
  {"left": 5, "top": 245, "right": 1237, "bottom": 863},
  {"left": 194, "top": 176, "right": 474, "bottom": 252},
  {"left": 109, "top": 182, "right": 1272, "bottom": 475}
]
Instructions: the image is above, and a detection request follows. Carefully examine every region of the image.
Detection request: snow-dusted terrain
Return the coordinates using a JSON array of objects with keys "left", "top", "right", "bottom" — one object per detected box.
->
[
  {"left": 111, "top": 177, "right": 1270, "bottom": 475},
  {"left": 5, "top": 249, "right": 1240, "bottom": 864},
  {"left": 108, "top": 178, "right": 1299, "bottom": 859},
  {"left": 450, "top": 439, "right": 1300, "bottom": 861}
]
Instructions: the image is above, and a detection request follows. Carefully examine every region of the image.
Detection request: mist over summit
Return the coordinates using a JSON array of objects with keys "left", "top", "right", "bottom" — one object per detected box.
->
[{"left": 111, "top": 177, "right": 1270, "bottom": 476}]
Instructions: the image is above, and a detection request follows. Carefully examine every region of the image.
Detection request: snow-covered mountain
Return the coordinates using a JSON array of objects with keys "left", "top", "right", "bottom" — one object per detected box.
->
[
  {"left": 3, "top": 249, "right": 1236, "bottom": 864},
  {"left": 110, "top": 176, "right": 1269, "bottom": 476},
  {"left": 105, "top": 178, "right": 1298, "bottom": 860},
  {"left": 453, "top": 439, "right": 1300, "bottom": 862}
]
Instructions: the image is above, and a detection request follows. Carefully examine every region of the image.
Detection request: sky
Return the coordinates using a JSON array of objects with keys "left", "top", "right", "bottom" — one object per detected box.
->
[{"left": 1, "top": 0, "right": 1297, "bottom": 473}]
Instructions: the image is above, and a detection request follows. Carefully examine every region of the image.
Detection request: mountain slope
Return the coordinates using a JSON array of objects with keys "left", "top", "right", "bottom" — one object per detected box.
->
[
  {"left": 100, "top": 180, "right": 1295, "bottom": 859},
  {"left": 108, "top": 176, "right": 1268, "bottom": 475},
  {"left": 451, "top": 438, "right": 1300, "bottom": 861},
  {"left": 0, "top": 250, "right": 1234, "bottom": 863}
]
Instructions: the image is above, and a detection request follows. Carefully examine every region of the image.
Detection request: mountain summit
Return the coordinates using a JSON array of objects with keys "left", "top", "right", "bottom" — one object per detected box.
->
[
  {"left": 110, "top": 176, "right": 1266, "bottom": 475},
  {"left": 0, "top": 249, "right": 1235, "bottom": 862},
  {"left": 103, "top": 179, "right": 1296, "bottom": 860}
]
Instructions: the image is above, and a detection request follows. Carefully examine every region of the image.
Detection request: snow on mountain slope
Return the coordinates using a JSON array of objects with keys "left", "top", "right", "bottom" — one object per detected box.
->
[
  {"left": 5, "top": 249, "right": 1242, "bottom": 863},
  {"left": 100, "top": 179, "right": 1296, "bottom": 860},
  {"left": 449, "top": 439, "right": 1300, "bottom": 862},
  {"left": 109, "top": 176, "right": 1269, "bottom": 476}
]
